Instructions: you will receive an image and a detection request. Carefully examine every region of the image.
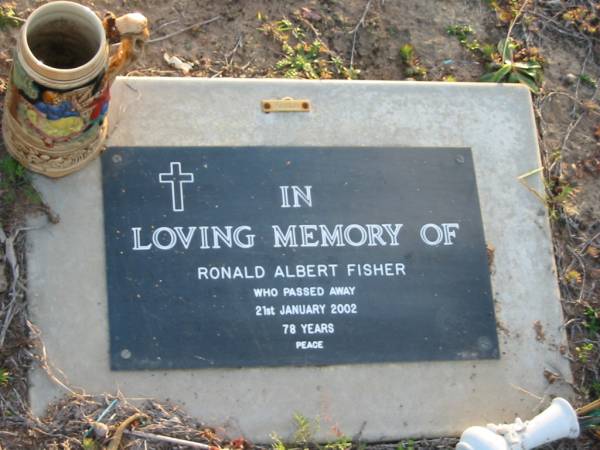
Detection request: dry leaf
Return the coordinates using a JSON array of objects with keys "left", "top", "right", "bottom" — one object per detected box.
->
[
  {"left": 564, "top": 269, "right": 582, "bottom": 284},
  {"left": 582, "top": 100, "right": 599, "bottom": 112},
  {"left": 586, "top": 246, "right": 600, "bottom": 258},
  {"left": 583, "top": 157, "right": 600, "bottom": 173},
  {"left": 300, "top": 7, "right": 321, "bottom": 21}
]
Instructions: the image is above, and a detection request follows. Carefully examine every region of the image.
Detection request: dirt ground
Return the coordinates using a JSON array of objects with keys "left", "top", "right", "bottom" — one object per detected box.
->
[{"left": 1, "top": 0, "right": 600, "bottom": 449}]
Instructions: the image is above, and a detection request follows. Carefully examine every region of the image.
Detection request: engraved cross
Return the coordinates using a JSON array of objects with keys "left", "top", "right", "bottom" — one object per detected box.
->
[{"left": 159, "top": 162, "right": 194, "bottom": 212}]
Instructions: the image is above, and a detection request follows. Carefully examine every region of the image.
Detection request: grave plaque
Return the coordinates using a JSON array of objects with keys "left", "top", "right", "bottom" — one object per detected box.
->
[{"left": 102, "top": 146, "right": 498, "bottom": 370}]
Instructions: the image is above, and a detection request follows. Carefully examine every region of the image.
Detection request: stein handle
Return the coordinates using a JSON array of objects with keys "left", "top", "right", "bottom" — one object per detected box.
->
[{"left": 103, "top": 13, "right": 149, "bottom": 84}]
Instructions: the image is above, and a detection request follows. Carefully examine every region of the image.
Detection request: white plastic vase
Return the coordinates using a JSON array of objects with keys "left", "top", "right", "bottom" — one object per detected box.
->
[{"left": 456, "top": 397, "right": 580, "bottom": 450}]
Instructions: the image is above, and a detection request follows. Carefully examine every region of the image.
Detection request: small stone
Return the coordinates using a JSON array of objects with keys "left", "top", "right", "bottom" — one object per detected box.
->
[
  {"left": 92, "top": 422, "right": 109, "bottom": 439},
  {"left": 564, "top": 73, "right": 577, "bottom": 85}
]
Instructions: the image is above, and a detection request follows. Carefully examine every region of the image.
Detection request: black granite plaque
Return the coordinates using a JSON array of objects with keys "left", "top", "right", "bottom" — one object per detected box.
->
[{"left": 102, "top": 146, "right": 498, "bottom": 370}]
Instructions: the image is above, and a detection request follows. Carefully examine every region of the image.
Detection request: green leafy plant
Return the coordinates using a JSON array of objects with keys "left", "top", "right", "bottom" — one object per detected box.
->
[
  {"left": 448, "top": 24, "right": 544, "bottom": 93},
  {"left": 485, "top": 0, "right": 527, "bottom": 24},
  {"left": 580, "top": 73, "right": 598, "bottom": 88},
  {"left": 397, "top": 440, "right": 415, "bottom": 450},
  {"left": 293, "top": 413, "right": 315, "bottom": 446},
  {"left": 271, "top": 433, "right": 287, "bottom": 450},
  {"left": 323, "top": 436, "right": 352, "bottom": 450},
  {"left": 399, "top": 44, "right": 427, "bottom": 79},
  {"left": 0, "top": 6, "right": 22, "bottom": 30},
  {"left": 447, "top": 25, "right": 480, "bottom": 51},
  {"left": 1, "top": 156, "right": 25, "bottom": 204},
  {"left": 590, "top": 380, "right": 600, "bottom": 399},
  {"left": 0, "top": 155, "right": 26, "bottom": 182},
  {"left": 549, "top": 181, "right": 574, "bottom": 205},
  {"left": 583, "top": 307, "right": 600, "bottom": 336},
  {"left": 480, "top": 38, "right": 542, "bottom": 93},
  {"left": 447, "top": 25, "right": 495, "bottom": 57},
  {"left": 576, "top": 342, "right": 595, "bottom": 363},
  {"left": 545, "top": 178, "right": 574, "bottom": 220},
  {"left": 0, "top": 368, "right": 9, "bottom": 386},
  {"left": 276, "top": 39, "right": 326, "bottom": 79},
  {"left": 562, "top": 6, "right": 599, "bottom": 35},
  {"left": 0, "top": 155, "right": 41, "bottom": 207},
  {"left": 579, "top": 410, "right": 600, "bottom": 430},
  {"left": 270, "top": 415, "right": 350, "bottom": 450},
  {"left": 260, "top": 17, "right": 358, "bottom": 80}
]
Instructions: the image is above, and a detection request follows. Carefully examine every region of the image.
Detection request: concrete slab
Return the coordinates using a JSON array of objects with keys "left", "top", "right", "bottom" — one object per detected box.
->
[{"left": 27, "top": 78, "right": 572, "bottom": 442}]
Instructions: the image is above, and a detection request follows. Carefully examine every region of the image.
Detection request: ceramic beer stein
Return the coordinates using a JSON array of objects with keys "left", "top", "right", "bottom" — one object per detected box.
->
[{"left": 2, "top": 1, "right": 148, "bottom": 178}]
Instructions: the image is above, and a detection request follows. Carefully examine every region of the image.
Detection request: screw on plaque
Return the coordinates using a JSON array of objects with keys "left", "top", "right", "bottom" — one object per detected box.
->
[
  {"left": 120, "top": 349, "right": 132, "bottom": 359},
  {"left": 112, "top": 154, "right": 123, "bottom": 164}
]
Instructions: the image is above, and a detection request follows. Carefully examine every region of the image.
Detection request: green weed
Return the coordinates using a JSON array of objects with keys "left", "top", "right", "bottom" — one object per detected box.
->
[
  {"left": 399, "top": 44, "right": 427, "bottom": 80},
  {"left": 397, "top": 440, "right": 415, "bottom": 450},
  {"left": 270, "top": 414, "right": 351, "bottom": 450},
  {"left": 448, "top": 23, "right": 544, "bottom": 93},
  {"left": 1, "top": 156, "right": 25, "bottom": 204},
  {"left": 485, "top": 0, "right": 527, "bottom": 24},
  {"left": 0, "top": 368, "right": 9, "bottom": 385},
  {"left": 447, "top": 25, "right": 481, "bottom": 52},
  {"left": 576, "top": 342, "right": 595, "bottom": 363},
  {"left": 0, "top": 155, "right": 41, "bottom": 207},
  {"left": 583, "top": 307, "right": 600, "bottom": 336},
  {"left": 271, "top": 433, "right": 287, "bottom": 450},
  {"left": 293, "top": 413, "right": 315, "bottom": 446},
  {"left": 546, "top": 178, "right": 574, "bottom": 221},
  {"left": 479, "top": 38, "right": 543, "bottom": 93},
  {"left": 580, "top": 73, "right": 598, "bottom": 88},
  {"left": 322, "top": 436, "right": 352, "bottom": 450},
  {"left": 260, "top": 17, "right": 358, "bottom": 80},
  {"left": 562, "top": 6, "right": 599, "bottom": 35},
  {"left": 0, "top": 6, "right": 22, "bottom": 30},
  {"left": 549, "top": 181, "right": 574, "bottom": 205},
  {"left": 590, "top": 380, "right": 600, "bottom": 399}
]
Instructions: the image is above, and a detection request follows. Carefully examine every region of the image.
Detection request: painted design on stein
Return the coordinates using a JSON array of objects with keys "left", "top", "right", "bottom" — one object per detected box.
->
[{"left": 11, "top": 58, "right": 110, "bottom": 146}]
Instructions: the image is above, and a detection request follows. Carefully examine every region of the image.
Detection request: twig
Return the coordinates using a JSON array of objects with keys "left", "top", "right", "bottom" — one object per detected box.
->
[
  {"left": 348, "top": 0, "right": 373, "bottom": 68},
  {"left": 517, "top": 166, "right": 546, "bottom": 204},
  {"left": 84, "top": 399, "right": 119, "bottom": 438},
  {"left": 107, "top": 413, "right": 146, "bottom": 450},
  {"left": 153, "top": 19, "right": 180, "bottom": 32},
  {"left": 0, "top": 231, "right": 20, "bottom": 347},
  {"left": 577, "top": 398, "right": 600, "bottom": 416},
  {"left": 502, "top": 0, "right": 531, "bottom": 57},
  {"left": 226, "top": 34, "right": 243, "bottom": 59},
  {"left": 510, "top": 383, "right": 543, "bottom": 400},
  {"left": 529, "top": 10, "right": 600, "bottom": 44},
  {"left": 223, "top": 34, "right": 244, "bottom": 69},
  {"left": 124, "top": 430, "right": 214, "bottom": 449},
  {"left": 560, "top": 113, "right": 584, "bottom": 153},
  {"left": 148, "top": 16, "right": 222, "bottom": 44},
  {"left": 567, "top": 246, "right": 587, "bottom": 302},
  {"left": 579, "top": 230, "right": 600, "bottom": 253},
  {"left": 571, "top": 43, "right": 593, "bottom": 115}
]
